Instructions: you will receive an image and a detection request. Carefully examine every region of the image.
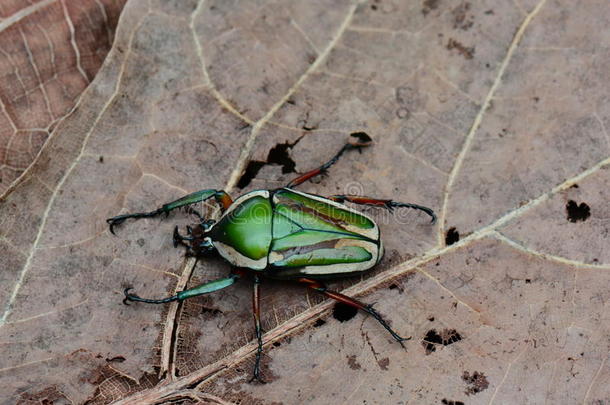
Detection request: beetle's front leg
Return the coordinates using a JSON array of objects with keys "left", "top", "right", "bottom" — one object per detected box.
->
[
  {"left": 123, "top": 270, "right": 242, "bottom": 305},
  {"left": 298, "top": 278, "right": 411, "bottom": 346},
  {"left": 107, "top": 189, "right": 233, "bottom": 234},
  {"left": 249, "top": 275, "right": 266, "bottom": 384}
]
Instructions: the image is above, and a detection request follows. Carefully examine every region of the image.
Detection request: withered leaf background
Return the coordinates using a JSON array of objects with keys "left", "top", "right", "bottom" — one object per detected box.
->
[{"left": 0, "top": 0, "right": 609, "bottom": 404}]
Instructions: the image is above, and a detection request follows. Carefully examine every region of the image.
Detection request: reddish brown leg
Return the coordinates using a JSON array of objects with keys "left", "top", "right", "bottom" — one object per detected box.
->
[
  {"left": 329, "top": 195, "right": 436, "bottom": 223},
  {"left": 298, "top": 278, "right": 410, "bottom": 345},
  {"left": 250, "top": 275, "right": 265, "bottom": 383},
  {"left": 286, "top": 132, "right": 372, "bottom": 188}
]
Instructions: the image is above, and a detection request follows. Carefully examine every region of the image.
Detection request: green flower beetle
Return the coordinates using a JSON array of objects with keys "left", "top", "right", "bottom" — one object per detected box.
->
[{"left": 108, "top": 133, "right": 435, "bottom": 382}]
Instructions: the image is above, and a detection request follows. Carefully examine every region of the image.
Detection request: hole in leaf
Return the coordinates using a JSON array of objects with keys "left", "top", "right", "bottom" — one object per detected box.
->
[
  {"left": 445, "top": 227, "right": 460, "bottom": 245},
  {"left": 422, "top": 328, "right": 462, "bottom": 355},
  {"left": 442, "top": 400, "right": 465, "bottom": 405},
  {"left": 267, "top": 142, "right": 296, "bottom": 174},
  {"left": 237, "top": 161, "right": 265, "bottom": 189},
  {"left": 272, "top": 341, "right": 281, "bottom": 347},
  {"left": 566, "top": 200, "right": 590, "bottom": 222},
  {"left": 333, "top": 302, "right": 357, "bottom": 322},
  {"left": 236, "top": 138, "right": 303, "bottom": 189},
  {"left": 313, "top": 319, "right": 326, "bottom": 327}
]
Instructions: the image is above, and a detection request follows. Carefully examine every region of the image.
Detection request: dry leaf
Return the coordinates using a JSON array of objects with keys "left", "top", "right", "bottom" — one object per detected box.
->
[
  {"left": 1, "top": 0, "right": 609, "bottom": 404},
  {"left": 0, "top": 0, "right": 126, "bottom": 194}
]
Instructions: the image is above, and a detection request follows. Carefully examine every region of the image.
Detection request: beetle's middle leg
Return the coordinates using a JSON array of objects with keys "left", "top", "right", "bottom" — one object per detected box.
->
[
  {"left": 286, "top": 132, "right": 372, "bottom": 188},
  {"left": 107, "top": 189, "right": 233, "bottom": 234},
  {"left": 249, "top": 275, "right": 266, "bottom": 384},
  {"left": 328, "top": 195, "right": 436, "bottom": 223},
  {"left": 298, "top": 278, "right": 410, "bottom": 346}
]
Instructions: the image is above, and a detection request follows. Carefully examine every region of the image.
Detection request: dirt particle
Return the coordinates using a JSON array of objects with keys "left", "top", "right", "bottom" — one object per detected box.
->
[
  {"left": 566, "top": 200, "right": 591, "bottom": 222},
  {"left": 452, "top": 2, "right": 473, "bottom": 30},
  {"left": 333, "top": 302, "right": 358, "bottom": 322},
  {"left": 447, "top": 38, "right": 475, "bottom": 59},
  {"left": 462, "top": 370, "right": 489, "bottom": 395},
  {"left": 422, "top": 0, "right": 440, "bottom": 16},
  {"left": 445, "top": 227, "right": 459, "bottom": 245},
  {"left": 347, "top": 354, "right": 362, "bottom": 370},
  {"left": 105, "top": 356, "right": 126, "bottom": 363},
  {"left": 98, "top": 155, "right": 104, "bottom": 163},
  {"left": 313, "top": 318, "right": 326, "bottom": 327},
  {"left": 422, "top": 328, "right": 462, "bottom": 354},
  {"left": 378, "top": 357, "right": 390, "bottom": 370}
]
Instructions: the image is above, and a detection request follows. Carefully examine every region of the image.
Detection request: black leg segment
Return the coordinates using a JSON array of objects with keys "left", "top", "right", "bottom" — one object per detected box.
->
[
  {"left": 286, "top": 132, "right": 372, "bottom": 188},
  {"left": 298, "top": 278, "right": 410, "bottom": 346},
  {"left": 249, "top": 275, "right": 266, "bottom": 384}
]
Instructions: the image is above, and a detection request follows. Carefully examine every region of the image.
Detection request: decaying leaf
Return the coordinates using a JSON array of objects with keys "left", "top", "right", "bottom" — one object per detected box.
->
[
  {"left": 0, "top": 0, "right": 126, "bottom": 194},
  {"left": 1, "top": 0, "right": 609, "bottom": 404}
]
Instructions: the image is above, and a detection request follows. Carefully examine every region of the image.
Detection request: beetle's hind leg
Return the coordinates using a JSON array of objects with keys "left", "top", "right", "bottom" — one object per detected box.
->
[
  {"left": 286, "top": 132, "right": 372, "bottom": 188},
  {"left": 298, "top": 278, "right": 410, "bottom": 346},
  {"left": 329, "top": 195, "right": 436, "bottom": 224},
  {"left": 107, "top": 189, "right": 233, "bottom": 234}
]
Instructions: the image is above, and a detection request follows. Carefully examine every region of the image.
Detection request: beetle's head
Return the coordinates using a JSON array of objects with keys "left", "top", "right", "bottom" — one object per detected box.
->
[{"left": 184, "top": 219, "right": 217, "bottom": 255}]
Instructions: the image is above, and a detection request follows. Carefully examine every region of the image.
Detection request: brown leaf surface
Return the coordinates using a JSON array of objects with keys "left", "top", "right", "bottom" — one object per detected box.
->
[
  {"left": 1, "top": 0, "right": 609, "bottom": 404},
  {"left": 0, "top": 0, "right": 126, "bottom": 194}
]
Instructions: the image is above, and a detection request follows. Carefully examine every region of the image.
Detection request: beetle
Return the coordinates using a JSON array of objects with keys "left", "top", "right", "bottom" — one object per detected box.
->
[{"left": 107, "top": 133, "right": 435, "bottom": 382}]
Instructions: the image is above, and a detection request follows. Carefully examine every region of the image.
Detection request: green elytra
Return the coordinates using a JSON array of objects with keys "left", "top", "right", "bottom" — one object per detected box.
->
[{"left": 107, "top": 133, "right": 436, "bottom": 383}]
